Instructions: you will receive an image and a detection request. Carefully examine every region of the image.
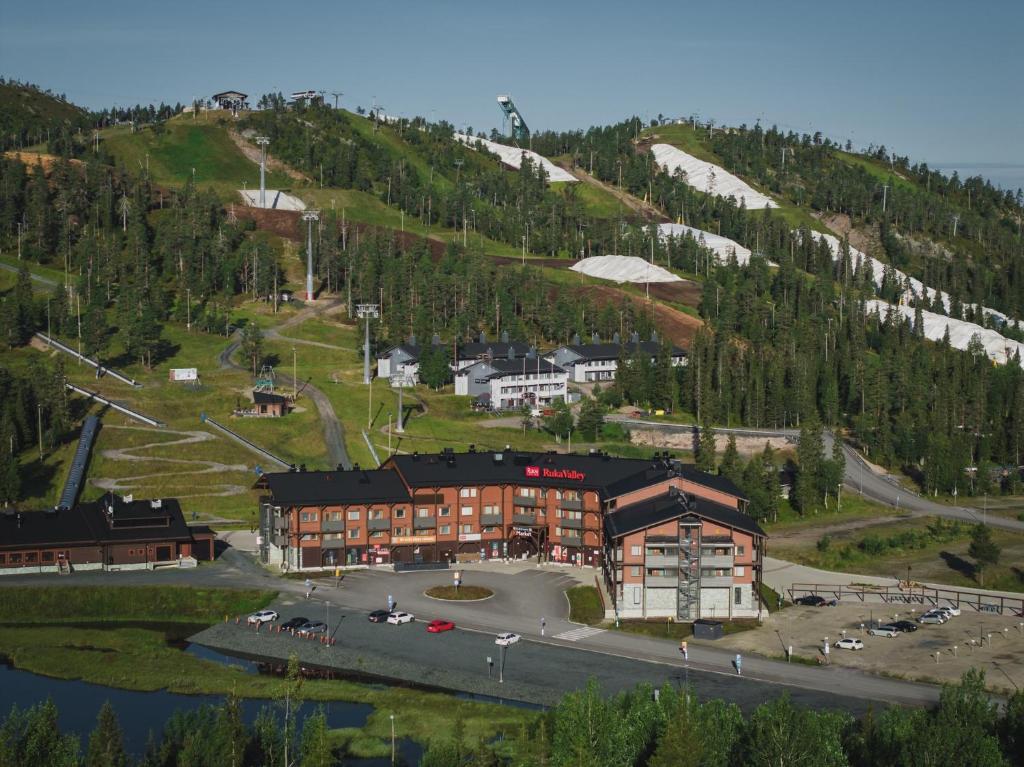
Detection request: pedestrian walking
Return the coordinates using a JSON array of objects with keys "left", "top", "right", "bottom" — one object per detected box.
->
[
  {"left": 680, "top": 640, "right": 688, "bottom": 661},
  {"left": 305, "top": 578, "right": 312, "bottom": 600},
  {"left": 541, "top": 617, "right": 546, "bottom": 636},
  {"left": 735, "top": 653, "right": 742, "bottom": 676}
]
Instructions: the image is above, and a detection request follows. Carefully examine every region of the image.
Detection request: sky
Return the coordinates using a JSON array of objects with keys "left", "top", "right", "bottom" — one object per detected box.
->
[{"left": 2, "top": 0, "right": 1022, "bottom": 190}]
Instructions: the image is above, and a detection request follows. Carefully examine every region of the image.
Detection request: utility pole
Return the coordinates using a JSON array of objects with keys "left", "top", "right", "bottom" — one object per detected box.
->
[
  {"left": 37, "top": 404, "right": 43, "bottom": 460},
  {"left": 302, "top": 211, "right": 320, "bottom": 301},
  {"left": 292, "top": 346, "right": 297, "bottom": 400},
  {"left": 952, "top": 214, "right": 960, "bottom": 238},
  {"left": 356, "top": 304, "right": 380, "bottom": 385},
  {"left": 255, "top": 136, "right": 270, "bottom": 207},
  {"left": 881, "top": 184, "right": 890, "bottom": 214},
  {"left": 331, "top": 91, "right": 343, "bottom": 109}
]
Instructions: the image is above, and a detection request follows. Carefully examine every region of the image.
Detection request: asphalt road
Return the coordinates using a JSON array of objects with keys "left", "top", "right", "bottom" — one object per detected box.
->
[{"left": 612, "top": 417, "right": 1024, "bottom": 532}]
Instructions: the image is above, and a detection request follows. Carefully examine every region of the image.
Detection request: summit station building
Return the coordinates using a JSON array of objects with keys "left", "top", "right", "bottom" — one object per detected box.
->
[{"left": 256, "top": 449, "right": 767, "bottom": 621}]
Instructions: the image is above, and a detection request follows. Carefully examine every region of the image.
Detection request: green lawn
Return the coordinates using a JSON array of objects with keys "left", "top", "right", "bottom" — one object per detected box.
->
[
  {"left": 102, "top": 116, "right": 293, "bottom": 200},
  {"left": 643, "top": 123, "right": 720, "bottom": 164},
  {"left": 565, "top": 586, "right": 604, "bottom": 625}
]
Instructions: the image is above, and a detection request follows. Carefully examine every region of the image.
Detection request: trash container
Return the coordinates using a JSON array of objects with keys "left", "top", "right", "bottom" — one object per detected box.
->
[{"left": 692, "top": 619, "right": 724, "bottom": 640}]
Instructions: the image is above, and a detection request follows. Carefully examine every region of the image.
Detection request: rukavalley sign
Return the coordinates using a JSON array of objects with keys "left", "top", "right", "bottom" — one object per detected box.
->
[{"left": 524, "top": 466, "right": 586, "bottom": 482}]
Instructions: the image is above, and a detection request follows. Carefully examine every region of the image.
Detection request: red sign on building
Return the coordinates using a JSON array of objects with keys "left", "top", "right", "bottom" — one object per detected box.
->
[
  {"left": 524, "top": 466, "right": 586, "bottom": 481},
  {"left": 524, "top": 466, "right": 541, "bottom": 478}
]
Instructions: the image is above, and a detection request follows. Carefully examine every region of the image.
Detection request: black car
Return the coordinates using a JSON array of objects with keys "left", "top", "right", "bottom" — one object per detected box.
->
[
  {"left": 795, "top": 595, "right": 826, "bottom": 606},
  {"left": 281, "top": 616, "right": 309, "bottom": 631},
  {"left": 891, "top": 620, "right": 919, "bottom": 633},
  {"left": 368, "top": 610, "right": 391, "bottom": 623}
]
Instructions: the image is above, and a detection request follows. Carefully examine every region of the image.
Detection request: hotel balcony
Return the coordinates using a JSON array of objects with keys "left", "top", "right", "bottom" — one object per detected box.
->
[
  {"left": 413, "top": 517, "right": 437, "bottom": 530},
  {"left": 512, "top": 512, "right": 536, "bottom": 526},
  {"left": 367, "top": 518, "right": 390, "bottom": 532},
  {"left": 513, "top": 495, "right": 539, "bottom": 507},
  {"left": 321, "top": 538, "right": 346, "bottom": 549},
  {"left": 560, "top": 517, "right": 583, "bottom": 530},
  {"left": 644, "top": 554, "right": 679, "bottom": 568},
  {"left": 701, "top": 554, "right": 734, "bottom": 569},
  {"left": 645, "top": 575, "right": 679, "bottom": 588},
  {"left": 700, "top": 576, "right": 734, "bottom": 588},
  {"left": 561, "top": 535, "right": 583, "bottom": 548},
  {"left": 560, "top": 499, "right": 583, "bottom": 511},
  {"left": 322, "top": 519, "right": 345, "bottom": 533},
  {"left": 480, "top": 513, "right": 503, "bottom": 527}
]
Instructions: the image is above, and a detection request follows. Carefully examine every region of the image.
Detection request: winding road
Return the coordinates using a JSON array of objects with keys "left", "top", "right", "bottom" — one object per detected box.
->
[
  {"left": 219, "top": 302, "right": 351, "bottom": 470},
  {"left": 610, "top": 417, "right": 1024, "bottom": 532}
]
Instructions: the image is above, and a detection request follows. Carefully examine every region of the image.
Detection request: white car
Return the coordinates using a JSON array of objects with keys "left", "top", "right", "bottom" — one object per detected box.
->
[
  {"left": 247, "top": 609, "right": 279, "bottom": 625},
  {"left": 918, "top": 612, "right": 947, "bottom": 624},
  {"left": 495, "top": 632, "right": 521, "bottom": 647},
  {"left": 868, "top": 625, "right": 899, "bottom": 638},
  {"left": 834, "top": 637, "right": 864, "bottom": 650},
  {"left": 387, "top": 611, "right": 414, "bottom": 625},
  {"left": 934, "top": 606, "right": 960, "bottom": 618}
]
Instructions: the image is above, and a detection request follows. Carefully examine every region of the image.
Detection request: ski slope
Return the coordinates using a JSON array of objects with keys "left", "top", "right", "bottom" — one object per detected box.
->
[
  {"left": 454, "top": 134, "right": 577, "bottom": 183},
  {"left": 651, "top": 144, "right": 774, "bottom": 209},
  {"left": 570, "top": 255, "right": 682, "bottom": 284},
  {"left": 239, "top": 189, "right": 306, "bottom": 211},
  {"left": 866, "top": 299, "right": 1024, "bottom": 367},
  {"left": 658, "top": 223, "right": 758, "bottom": 266},
  {"left": 809, "top": 232, "right": 1018, "bottom": 329}
]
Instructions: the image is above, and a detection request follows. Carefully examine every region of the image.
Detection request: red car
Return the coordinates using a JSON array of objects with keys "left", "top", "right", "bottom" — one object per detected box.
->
[{"left": 426, "top": 619, "right": 455, "bottom": 633}]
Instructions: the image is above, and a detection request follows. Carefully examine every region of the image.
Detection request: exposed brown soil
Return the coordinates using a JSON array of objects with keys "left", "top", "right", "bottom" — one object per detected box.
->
[
  {"left": 5, "top": 151, "right": 84, "bottom": 173},
  {"left": 817, "top": 212, "right": 878, "bottom": 256},
  {"left": 233, "top": 206, "right": 303, "bottom": 240},
  {"left": 647, "top": 280, "right": 702, "bottom": 307},
  {"left": 228, "top": 130, "right": 310, "bottom": 182},
  {"left": 586, "top": 284, "right": 702, "bottom": 348}
]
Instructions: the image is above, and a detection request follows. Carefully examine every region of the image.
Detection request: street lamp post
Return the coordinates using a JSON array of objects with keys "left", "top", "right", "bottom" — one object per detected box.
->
[{"left": 389, "top": 714, "right": 395, "bottom": 765}]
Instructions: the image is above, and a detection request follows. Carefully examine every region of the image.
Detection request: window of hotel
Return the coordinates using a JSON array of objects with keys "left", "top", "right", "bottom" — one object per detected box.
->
[
  {"left": 25, "top": 552, "right": 37, "bottom": 563},
  {"left": 734, "top": 566, "right": 745, "bottom": 576},
  {"left": 439, "top": 525, "right": 451, "bottom": 535},
  {"left": 555, "top": 527, "right": 562, "bottom": 536},
  {"left": 518, "top": 487, "right": 536, "bottom": 497},
  {"left": 554, "top": 490, "right": 562, "bottom": 500},
  {"left": 566, "top": 511, "right": 582, "bottom": 520},
  {"left": 417, "top": 508, "right": 430, "bottom": 518},
  {"left": 460, "top": 524, "right": 473, "bottom": 534},
  {"left": 461, "top": 506, "right": 473, "bottom": 516},
  {"left": 615, "top": 547, "right": 623, "bottom": 561},
  {"left": 370, "top": 531, "right": 385, "bottom": 538},
  {"left": 323, "top": 533, "right": 343, "bottom": 541},
  {"left": 300, "top": 511, "right": 318, "bottom": 522},
  {"left": 482, "top": 526, "right": 497, "bottom": 534},
  {"left": 648, "top": 569, "right": 663, "bottom": 577},
  {"left": 394, "top": 508, "right": 406, "bottom": 518},
  {"left": 370, "top": 509, "right": 384, "bottom": 519},
  {"left": 9, "top": 554, "right": 21, "bottom": 564},
  {"left": 0, "top": 554, "right": 6, "bottom": 564},
  {"left": 630, "top": 545, "right": 641, "bottom": 557},
  {"left": 737, "top": 545, "right": 745, "bottom": 556},
  {"left": 439, "top": 507, "right": 451, "bottom": 517},
  {"left": 41, "top": 551, "right": 54, "bottom": 562},
  {"left": 459, "top": 488, "right": 477, "bottom": 498},
  {"left": 734, "top": 587, "right": 742, "bottom": 605},
  {"left": 348, "top": 528, "right": 360, "bottom": 539},
  {"left": 347, "top": 510, "right": 360, "bottom": 521},
  {"left": 483, "top": 504, "right": 498, "bottom": 515},
  {"left": 630, "top": 566, "right": 640, "bottom": 577},
  {"left": 300, "top": 533, "right": 319, "bottom": 541}
]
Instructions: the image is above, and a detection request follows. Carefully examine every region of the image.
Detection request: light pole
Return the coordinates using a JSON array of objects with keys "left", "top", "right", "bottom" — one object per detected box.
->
[
  {"left": 186, "top": 288, "right": 191, "bottom": 331},
  {"left": 37, "top": 404, "right": 43, "bottom": 460},
  {"left": 389, "top": 714, "right": 395, "bottom": 765},
  {"left": 499, "top": 643, "right": 505, "bottom": 683},
  {"left": 292, "top": 346, "right": 297, "bottom": 400}
]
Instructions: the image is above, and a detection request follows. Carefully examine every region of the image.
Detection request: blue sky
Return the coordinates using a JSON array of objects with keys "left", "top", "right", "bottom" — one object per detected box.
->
[{"left": 2, "top": 0, "right": 1021, "bottom": 188}]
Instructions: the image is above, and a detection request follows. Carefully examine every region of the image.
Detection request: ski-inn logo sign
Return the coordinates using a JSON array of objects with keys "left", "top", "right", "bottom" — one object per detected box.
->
[{"left": 524, "top": 466, "right": 586, "bottom": 482}]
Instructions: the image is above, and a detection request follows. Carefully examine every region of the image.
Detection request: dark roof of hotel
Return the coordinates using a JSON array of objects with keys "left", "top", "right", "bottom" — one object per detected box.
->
[
  {"left": 378, "top": 343, "right": 422, "bottom": 362},
  {"left": 604, "top": 491, "right": 765, "bottom": 539},
  {"left": 262, "top": 468, "right": 412, "bottom": 506},
  {"left": 474, "top": 358, "right": 563, "bottom": 379},
  {"left": 0, "top": 494, "right": 195, "bottom": 549},
  {"left": 672, "top": 463, "right": 747, "bottom": 501},
  {"left": 386, "top": 450, "right": 671, "bottom": 496},
  {"left": 253, "top": 391, "right": 287, "bottom": 405},
  {"left": 457, "top": 341, "right": 531, "bottom": 360},
  {"left": 556, "top": 341, "right": 686, "bottom": 362}
]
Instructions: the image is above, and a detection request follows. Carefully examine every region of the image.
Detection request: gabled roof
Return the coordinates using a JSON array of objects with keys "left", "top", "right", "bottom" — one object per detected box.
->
[
  {"left": 253, "top": 391, "right": 287, "bottom": 405},
  {"left": 261, "top": 468, "right": 412, "bottom": 506},
  {"left": 213, "top": 91, "right": 247, "bottom": 100},
  {"left": 551, "top": 341, "right": 686, "bottom": 363},
  {"left": 672, "top": 463, "right": 748, "bottom": 501},
  {"left": 378, "top": 344, "right": 422, "bottom": 362},
  {"left": 476, "top": 358, "right": 564, "bottom": 379},
  {"left": 604, "top": 491, "right": 765, "bottom": 539},
  {"left": 457, "top": 341, "right": 531, "bottom": 361}
]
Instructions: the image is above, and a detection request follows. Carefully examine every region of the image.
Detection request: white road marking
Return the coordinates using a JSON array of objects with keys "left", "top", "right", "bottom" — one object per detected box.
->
[{"left": 553, "top": 626, "right": 605, "bottom": 642}]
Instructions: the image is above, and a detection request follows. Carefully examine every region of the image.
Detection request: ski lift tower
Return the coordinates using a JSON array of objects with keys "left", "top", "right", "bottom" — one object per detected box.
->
[
  {"left": 356, "top": 304, "right": 380, "bottom": 385},
  {"left": 255, "top": 136, "right": 270, "bottom": 207},
  {"left": 496, "top": 95, "right": 530, "bottom": 145},
  {"left": 391, "top": 371, "right": 415, "bottom": 433},
  {"left": 302, "top": 210, "right": 320, "bottom": 301}
]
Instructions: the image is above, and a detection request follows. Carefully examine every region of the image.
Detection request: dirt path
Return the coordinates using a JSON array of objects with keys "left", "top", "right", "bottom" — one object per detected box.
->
[
  {"left": 588, "top": 285, "right": 702, "bottom": 348},
  {"left": 556, "top": 161, "right": 669, "bottom": 223},
  {"left": 769, "top": 514, "right": 912, "bottom": 546},
  {"left": 228, "top": 130, "right": 309, "bottom": 182},
  {"left": 90, "top": 425, "right": 250, "bottom": 498}
]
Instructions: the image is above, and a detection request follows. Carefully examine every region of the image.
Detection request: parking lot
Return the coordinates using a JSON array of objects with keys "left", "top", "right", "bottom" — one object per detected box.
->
[{"left": 711, "top": 603, "right": 1024, "bottom": 692}]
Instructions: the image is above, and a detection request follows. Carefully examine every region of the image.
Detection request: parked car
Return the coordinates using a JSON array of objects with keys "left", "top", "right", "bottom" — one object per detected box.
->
[
  {"left": 918, "top": 612, "right": 947, "bottom": 625},
  {"left": 247, "top": 609, "right": 279, "bottom": 625},
  {"left": 979, "top": 603, "right": 1001, "bottom": 614},
  {"left": 297, "top": 621, "right": 328, "bottom": 636},
  {"left": 387, "top": 611, "right": 414, "bottom": 625},
  {"left": 495, "top": 632, "right": 521, "bottom": 646},
  {"left": 868, "top": 625, "right": 899, "bottom": 638},
  {"left": 427, "top": 619, "right": 455, "bottom": 633},
  {"left": 934, "top": 606, "right": 960, "bottom": 618},
  {"left": 368, "top": 610, "right": 391, "bottom": 623},
  {"left": 835, "top": 638, "right": 864, "bottom": 650},
  {"left": 891, "top": 620, "right": 918, "bottom": 633},
  {"left": 280, "top": 616, "right": 309, "bottom": 631},
  {"left": 795, "top": 595, "right": 826, "bottom": 607}
]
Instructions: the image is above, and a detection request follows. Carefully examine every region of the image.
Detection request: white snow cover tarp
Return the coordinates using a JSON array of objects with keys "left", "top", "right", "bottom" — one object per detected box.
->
[
  {"left": 657, "top": 223, "right": 758, "bottom": 266},
  {"left": 238, "top": 189, "right": 306, "bottom": 211},
  {"left": 809, "top": 232, "right": 1017, "bottom": 329},
  {"left": 454, "top": 134, "right": 577, "bottom": 183},
  {"left": 866, "top": 299, "right": 1024, "bottom": 367},
  {"left": 651, "top": 144, "right": 774, "bottom": 209},
  {"left": 570, "top": 255, "right": 682, "bottom": 284}
]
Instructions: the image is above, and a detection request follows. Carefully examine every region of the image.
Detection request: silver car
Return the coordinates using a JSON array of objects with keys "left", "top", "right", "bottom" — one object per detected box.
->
[
  {"left": 917, "top": 612, "right": 947, "bottom": 625},
  {"left": 868, "top": 624, "right": 899, "bottom": 637}
]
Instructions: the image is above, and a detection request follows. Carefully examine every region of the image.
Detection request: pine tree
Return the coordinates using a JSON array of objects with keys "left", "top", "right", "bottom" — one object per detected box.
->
[
  {"left": 85, "top": 701, "right": 127, "bottom": 767},
  {"left": 719, "top": 433, "right": 741, "bottom": 482},
  {"left": 968, "top": 525, "right": 1000, "bottom": 587},
  {"left": 298, "top": 708, "right": 332, "bottom": 767},
  {"left": 795, "top": 416, "right": 824, "bottom": 513},
  {"left": 695, "top": 421, "right": 716, "bottom": 473},
  {"left": 576, "top": 398, "right": 605, "bottom": 442},
  {"left": 240, "top": 322, "right": 264, "bottom": 376}
]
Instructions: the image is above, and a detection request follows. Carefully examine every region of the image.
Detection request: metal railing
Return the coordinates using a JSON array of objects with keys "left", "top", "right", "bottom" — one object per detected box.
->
[
  {"left": 37, "top": 333, "right": 140, "bottom": 387},
  {"left": 788, "top": 582, "right": 1024, "bottom": 616},
  {"left": 66, "top": 383, "right": 164, "bottom": 427}
]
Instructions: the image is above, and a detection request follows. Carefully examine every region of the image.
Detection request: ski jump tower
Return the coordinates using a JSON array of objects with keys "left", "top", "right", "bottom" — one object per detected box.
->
[{"left": 496, "top": 95, "right": 529, "bottom": 145}]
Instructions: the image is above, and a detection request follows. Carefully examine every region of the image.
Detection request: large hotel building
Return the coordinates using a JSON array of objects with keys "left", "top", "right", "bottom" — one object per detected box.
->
[{"left": 256, "top": 449, "right": 766, "bottom": 621}]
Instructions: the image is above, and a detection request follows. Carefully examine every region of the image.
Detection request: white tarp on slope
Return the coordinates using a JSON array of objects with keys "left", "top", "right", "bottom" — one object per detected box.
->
[
  {"left": 866, "top": 299, "right": 1024, "bottom": 367},
  {"left": 454, "top": 134, "right": 577, "bottom": 183},
  {"left": 570, "top": 255, "right": 683, "bottom": 284},
  {"left": 810, "top": 232, "right": 1017, "bottom": 329},
  {"left": 651, "top": 144, "right": 774, "bottom": 209},
  {"left": 657, "top": 223, "right": 757, "bottom": 266},
  {"left": 238, "top": 189, "right": 306, "bottom": 211}
]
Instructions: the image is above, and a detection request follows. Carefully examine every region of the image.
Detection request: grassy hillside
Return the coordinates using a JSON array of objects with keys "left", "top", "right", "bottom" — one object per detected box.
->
[{"left": 102, "top": 115, "right": 293, "bottom": 199}]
